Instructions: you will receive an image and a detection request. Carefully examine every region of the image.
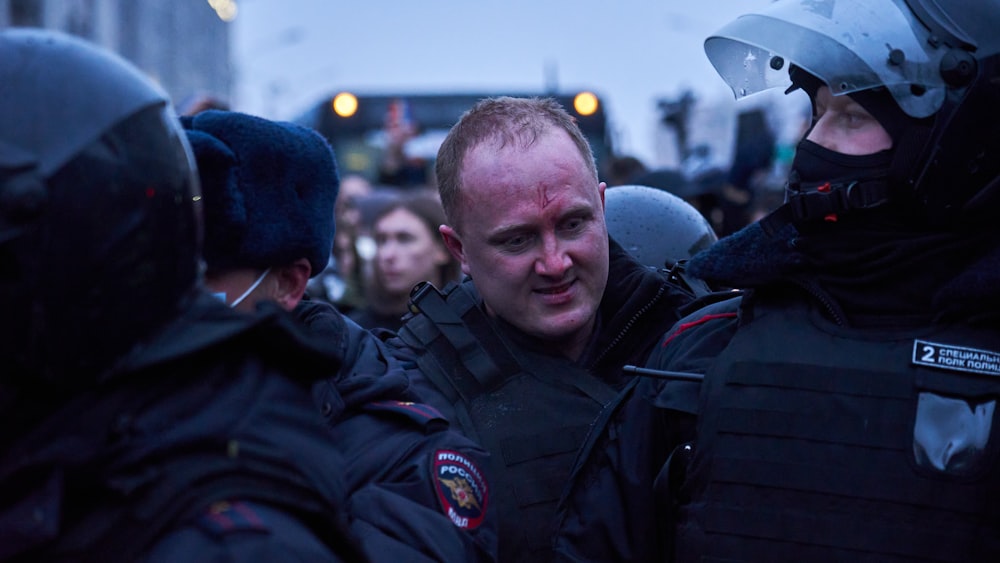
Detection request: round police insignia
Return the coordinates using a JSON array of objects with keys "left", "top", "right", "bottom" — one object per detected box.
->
[{"left": 431, "top": 449, "right": 488, "bottom": 530}]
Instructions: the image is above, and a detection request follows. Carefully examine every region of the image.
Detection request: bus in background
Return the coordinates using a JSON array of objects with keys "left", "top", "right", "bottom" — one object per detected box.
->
[{"left": 294, "top": 90, "right": 615, "bottom": 186}]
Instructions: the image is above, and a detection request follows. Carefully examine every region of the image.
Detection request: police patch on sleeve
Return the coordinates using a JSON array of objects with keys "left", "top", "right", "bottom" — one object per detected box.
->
[{"left": 431, "top": 449, "right": 488, "bottom": 530}]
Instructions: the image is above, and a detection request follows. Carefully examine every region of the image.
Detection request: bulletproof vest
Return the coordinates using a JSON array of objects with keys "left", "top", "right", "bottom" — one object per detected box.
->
[
  {"left": 399, "top": 281, "right": 618, "bottom": 562},
  {"left": 673, "top": 294, "right": 1000, "bottom": 562}
]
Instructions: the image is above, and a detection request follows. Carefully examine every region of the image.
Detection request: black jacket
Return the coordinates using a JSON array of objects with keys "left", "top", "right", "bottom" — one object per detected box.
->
[
  {"left": 0, "top": 294, "right": 360, "bottom": 562},
  {"left": 297, "top": 297, "right": 498, "bottom": 562},
  {"left": 386, "top": 239, "right": 695, "bottom": 562},
  {"left": 555, "top": 217, "right": 1000, "bottom": 561}
]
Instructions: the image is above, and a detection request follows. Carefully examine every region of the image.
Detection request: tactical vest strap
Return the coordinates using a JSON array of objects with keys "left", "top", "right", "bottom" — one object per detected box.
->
[
  {"left": 411, "top": 347, "right": 484, "bottom": 443},
  {"left": 407, "top": 281, "right": 520, "bottom": 395},
  {"left": 528, "top": 350, "right": 620, "bottom": 405},
  {"left": 666, "top": 260, "right": 717, "bottom": 297},
  {"left": 402, "top": 280, "right": 622, "bottom": 561}
]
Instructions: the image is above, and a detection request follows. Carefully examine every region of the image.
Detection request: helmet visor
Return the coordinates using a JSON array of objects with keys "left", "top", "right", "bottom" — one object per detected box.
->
[{"left": 704, "top": 0, "right": 947, "bottom": 118}]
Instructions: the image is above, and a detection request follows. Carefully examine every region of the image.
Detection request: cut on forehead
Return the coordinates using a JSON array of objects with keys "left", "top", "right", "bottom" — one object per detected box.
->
[{"left": 435, "top": 96, "right": 598, "bottom": 229}]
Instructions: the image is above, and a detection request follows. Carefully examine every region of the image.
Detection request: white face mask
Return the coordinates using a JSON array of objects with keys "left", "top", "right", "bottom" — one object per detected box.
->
[{"left": 228, "top": 267, "right": 271, "bottom": 308}]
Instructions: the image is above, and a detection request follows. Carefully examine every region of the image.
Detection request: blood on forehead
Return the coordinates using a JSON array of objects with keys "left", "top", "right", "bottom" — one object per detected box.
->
[{"left": 537, "top": 184, "right": 558, "bottom": 209}]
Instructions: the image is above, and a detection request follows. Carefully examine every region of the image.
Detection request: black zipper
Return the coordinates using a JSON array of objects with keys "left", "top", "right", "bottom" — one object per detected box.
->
[{"left": 591, "top": 281, "right": 670, "bottom": 368}]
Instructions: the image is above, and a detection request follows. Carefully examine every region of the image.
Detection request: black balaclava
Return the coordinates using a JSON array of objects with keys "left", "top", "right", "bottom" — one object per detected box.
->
[
  {"left": 774, "top": 67, "right": 994, "bottom": 327},
  {"left": 784, "top": 65, "right": 937, "bottom": 229},
  {"left": 789, "top": 67, "right": 895, "bottom": 195}
]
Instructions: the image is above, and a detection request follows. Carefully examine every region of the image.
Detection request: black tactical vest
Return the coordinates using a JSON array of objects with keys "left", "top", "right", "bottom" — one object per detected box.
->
[
  {"left": 398, "top": 281, "right": 618, "bottom": 562},
  {"left": 674, "top": 295, "right": 1000, "bottom": 562}
]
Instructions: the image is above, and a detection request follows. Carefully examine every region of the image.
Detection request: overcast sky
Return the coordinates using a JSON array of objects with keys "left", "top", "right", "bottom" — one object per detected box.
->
[{"left": 231, "top": 0, "right": 777, "bottom": 167}]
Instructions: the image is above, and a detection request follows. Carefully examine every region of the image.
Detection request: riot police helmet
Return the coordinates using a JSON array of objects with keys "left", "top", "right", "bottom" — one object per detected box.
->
[
  {"left": 704, "top": 0, "right": 1000, "bottom": 226},
  {"left": 605, "top": 184, "right": 718, "bottom": 269},
  {"left": 0, "top": 29, "right": 200, "bottom": 389}
]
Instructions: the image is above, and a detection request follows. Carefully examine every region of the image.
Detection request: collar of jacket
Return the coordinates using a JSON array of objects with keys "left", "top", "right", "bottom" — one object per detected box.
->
[
  {"left": 114, "top": 293, "right": 341, "bottom": 381},
  {"left": 586, "top": 238, "right": 694, "bottom": 373},
  {"left": 689, "top": 220, "right": 1000, "bottom": 325}
]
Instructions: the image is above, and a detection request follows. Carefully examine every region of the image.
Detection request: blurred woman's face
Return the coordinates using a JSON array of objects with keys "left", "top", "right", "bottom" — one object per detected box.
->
[{"left": 374, "top": 207, "right": 450, "bottom": 296}]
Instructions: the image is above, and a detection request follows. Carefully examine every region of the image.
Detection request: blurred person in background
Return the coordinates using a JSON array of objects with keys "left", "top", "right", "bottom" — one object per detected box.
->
[
  {"left": 377, "top": 98, "right": 430, "bottom": 188},
  {"left": 603, "top": 154, "right": 649, "bottom": 187},
  {"left": 351, "top": 190, "right": 461, "bottom": 332},
  {"left": 307, "top": 173, "right": 374, "bottom": 314}
]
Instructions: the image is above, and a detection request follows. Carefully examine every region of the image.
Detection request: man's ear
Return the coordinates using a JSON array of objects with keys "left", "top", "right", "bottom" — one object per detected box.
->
[
  {"left": 273, "top": 258, "right": 312, "bottom": 311},
  {"left": 439, "top": 224, "right": 471, "bottom": 276}
]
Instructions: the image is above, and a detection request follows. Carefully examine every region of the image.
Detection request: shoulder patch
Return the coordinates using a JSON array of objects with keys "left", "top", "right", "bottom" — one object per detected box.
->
[
  {"left": 662, "top": 312, "right": 737, "bottom": 347},
  {"left": 431, "top": 449, "right": 489, "bottom": 530},
  {"left": 196, "top": 500, "right": 269, "bottom": 537},
  {"left": 913, "top": 340, "right": 1000, "bottom": 377}
]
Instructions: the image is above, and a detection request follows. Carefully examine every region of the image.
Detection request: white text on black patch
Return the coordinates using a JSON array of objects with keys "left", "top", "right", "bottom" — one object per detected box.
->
[{"left": 913, "top": 340, "right": 1000, "bottom": 377}]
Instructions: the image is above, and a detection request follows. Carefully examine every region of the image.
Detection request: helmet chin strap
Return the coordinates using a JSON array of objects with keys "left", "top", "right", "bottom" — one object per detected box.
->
[{"left": 759, "top": 176, "right": 894, "bottom": 236}]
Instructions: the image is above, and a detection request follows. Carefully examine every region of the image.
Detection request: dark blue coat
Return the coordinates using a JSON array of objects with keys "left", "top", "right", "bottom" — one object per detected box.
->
[
  {"left": 298, "top": 298, "right": 498, "bottom": 562},
  {"left": 0, "top": 295, "right": 360, "bottom": 562}
]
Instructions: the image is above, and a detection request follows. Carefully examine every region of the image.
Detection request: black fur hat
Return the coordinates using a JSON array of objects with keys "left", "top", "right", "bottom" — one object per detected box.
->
[{"left": 181, "top": 110, "right": 338, "bottom": 276}]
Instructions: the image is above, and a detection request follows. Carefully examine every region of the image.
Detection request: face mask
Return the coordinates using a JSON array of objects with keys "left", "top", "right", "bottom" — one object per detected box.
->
[
  {"left": 229, "top": 267, "right": 271, "bottom": 308},
  {"left": 789, "top": 139, "right": 893, "bottom": 196}
]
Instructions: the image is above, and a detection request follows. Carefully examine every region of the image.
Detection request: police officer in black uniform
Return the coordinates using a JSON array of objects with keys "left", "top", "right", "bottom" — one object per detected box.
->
[
  {"left": 183, "top": 109, "right": 497, "bottom": 561},
  {"left": 0, "top": 29, "right": 364, "bottom": 561},
  {"left": 555, "top": 0, "right": 1000, "bottom": 560},
  {"left": 383, "top": 97, "right": 698, "bottom": 562}
]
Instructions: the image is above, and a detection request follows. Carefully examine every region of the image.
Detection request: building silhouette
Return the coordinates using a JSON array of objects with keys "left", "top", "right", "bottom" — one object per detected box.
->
[{"left": 0, "top": 0, "right": 230, "bottom": 109}]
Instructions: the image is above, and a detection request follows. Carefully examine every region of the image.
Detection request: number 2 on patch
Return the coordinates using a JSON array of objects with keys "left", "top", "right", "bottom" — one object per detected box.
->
[{"left": 922, "top": 344, "right": 936, "bottom": 363}]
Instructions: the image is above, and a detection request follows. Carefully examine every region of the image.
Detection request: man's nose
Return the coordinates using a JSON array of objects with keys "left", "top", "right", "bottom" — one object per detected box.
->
[{"left": 535, "top": 234, "right": 571, "bottom": 276}]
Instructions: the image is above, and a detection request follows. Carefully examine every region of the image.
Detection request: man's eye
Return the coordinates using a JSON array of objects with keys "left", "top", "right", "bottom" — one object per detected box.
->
[{"left": 502, "top": 234, "right": 531, "bottom": 250}]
